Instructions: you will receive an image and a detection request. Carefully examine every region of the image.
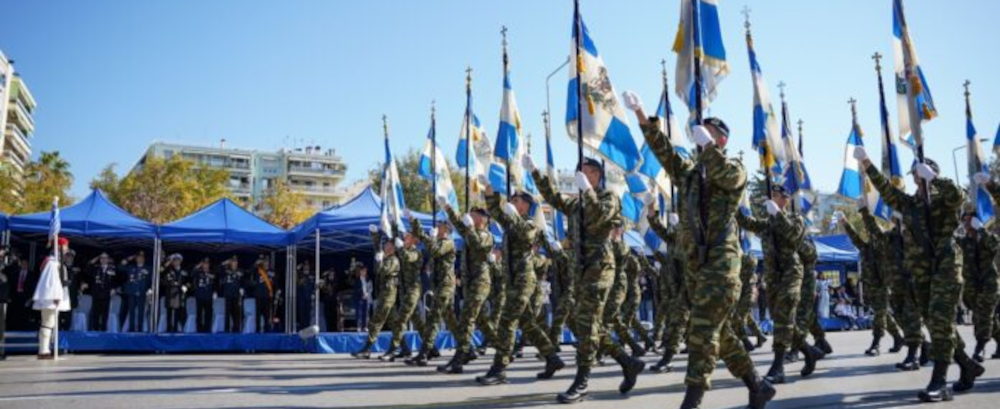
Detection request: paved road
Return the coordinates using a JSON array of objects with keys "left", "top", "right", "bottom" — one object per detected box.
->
[{"left": 0, "top": 326, "right": 998, "bottom": 408}]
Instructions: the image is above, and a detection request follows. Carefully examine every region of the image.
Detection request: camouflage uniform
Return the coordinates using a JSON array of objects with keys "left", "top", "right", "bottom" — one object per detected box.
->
[
  {"left": 623, "top": 255, "right": 655, "bottom": 348},
  {"left": 795, "top": 239, "right": 826, "bottom": 348},
  {"left": 733, "top": 254, "right": 760, "bottom": 341},
  {"left": 445, "top": 207, "right": 494, "bottom": 356},
  {"left": 487, "top": 257, "right": 506, "bottom": 335},
  {"left": 642, "top": 121, "right": 756, "bottom": 389},
  {"left": 365, "top": 231, "right": 399, "bottom": 346},
  {"left": 648, "top": 216, "right": 690, "bottom": 355},
  {"left": 388, "top": 229, "right": 424, "bottom": 352},
  {"left": 543, "top": 240, "right": 575, "bottom": 344},
  {"left": 651, "top": 250, "right": 674, "bottom": 345},
  {"left": 601, "top": 239, "right": 632, "bottom": 351},
  {"left": 737, "top": 209, "right": 805, "bottom": 354},
  {"left": 484, "top": 192, "right": 555, "bottom": 367},
  {"left": 846, "top": 209, "right": 901, "bottom": 345},
  {"left": 866, "top": 165, "right": 965, "bottom": 364},
  {"left": 530, "top": 251, "right": 550, "bottom": 327},
  {"left": 411, "top": 218, "right": 458, "bottom": 357},
  {"left": 957, "top": 213, "right": 1000, "bottom": 347}
]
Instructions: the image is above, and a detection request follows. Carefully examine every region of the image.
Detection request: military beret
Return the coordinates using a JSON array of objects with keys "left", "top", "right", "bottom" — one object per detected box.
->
[
  {"left": 511, "top": 190, "right": 535, "bottom": 205},
  {"left": 704, "top": 117, "right": 730, "bottom": 138}
]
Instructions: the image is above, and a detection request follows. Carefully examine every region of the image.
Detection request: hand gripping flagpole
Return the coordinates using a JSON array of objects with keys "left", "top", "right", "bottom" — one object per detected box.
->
[
  {"left": 573, "top": 0, "right": 586, "bottom": 278},
  {"left": 692, "top": 0, "right": 709, "bottom": 262}
]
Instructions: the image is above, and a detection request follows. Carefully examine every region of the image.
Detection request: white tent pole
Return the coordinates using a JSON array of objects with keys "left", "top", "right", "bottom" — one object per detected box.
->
[
  {"left": 314, "top": 229, "right": 320, "bottom": 329},
  {"left": 152, "top": 238, "right": 161, "bottom": 333}
]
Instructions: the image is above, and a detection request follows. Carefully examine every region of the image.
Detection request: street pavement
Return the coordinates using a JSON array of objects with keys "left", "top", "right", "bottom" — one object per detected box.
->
[{"left": 0, "top": 326, "right": 997, "bottom": 408}]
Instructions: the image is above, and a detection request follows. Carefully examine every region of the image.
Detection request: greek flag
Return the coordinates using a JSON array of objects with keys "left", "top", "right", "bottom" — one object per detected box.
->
[
  {"left": 967, "top": 113, "right": 995, "bottom": 222},
  {"left": 674, "top": 0, "right": 729, "bottom": 122},
  {"left": 492, "top": 53, "right": 536, "bottom": 196},
  {"left": 746, "top": 31, "right": 784, "bottom": 172},
  {"left": 456, "top": 91, "right": 491, "bottom": 195},
  {"left": 554, "top": 211, "right": 567, "bottom": 241},
  {"left": 878, "top": 74, "right": 905, "bottom": 189},
  {"left": 419, "top": 128, "right": 460, "bottom": 211},
  {"left": 637, "top": 85, "right": 684, "bottom": 197},
  {"left": 837, "top": 124, "right": 864, "bottom": 199},
  {"left": 567, "top": 9, "right": 642, "bottom": 172},
  {"left": 49, "top": 197, "right": 61, "bottom": 246},
  {"left": 380, "top": 134, "right": 406, "bottom": 237},
  {"left": 893, "top": 0, "right": 937, "bottom": 150},
  {"left": 616, "top": 174, "right": 647, "bottom": 224},
  {"left": 781, "top": 103, "right": 812, "bottom": 196},
  {"left": 545, "top": 132, "right": 557, "bottom": 182}
]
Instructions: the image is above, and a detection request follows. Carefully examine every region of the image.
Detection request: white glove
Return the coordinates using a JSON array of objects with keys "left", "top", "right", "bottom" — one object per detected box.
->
[
  {"left": 621, "top": 90, "right": 643, "bottom": 112},
  {"left": 375, "top": 252, "right": 384, "bottom": 263},
  {"left": 488, "top": 253, "right": 497, "bottom": 263},
  {"left": 551, "top": 241, "right": 562, "bottom": 251},
  {"left": 146, "top": 289, "right": 152, "bottom": 296},
  {"left": 654, "top": 261, "right": 662, "bottom": 270},
  {"left": 765, "top": 200, "right": 781, "bottom": 216},
  {"left": 574, "top": 171, "right": 592, "bottom": 192},
  {"left": 239, "top": 288, "right": 244, "bottom": 297},
  {"left": 181, "top": 285, "right": 187, "bottom": 293},
  {"left": 504, "top": 202, "right": 519, "bottom": 218},
  {"left": 212, "top": 292, "right": 218, "bottom": 300},
  {"left": 914, "top": 163, "right": 937, "bottom": 181},
  {"left": 394, "top": 238, "right": 404, "bottom": 249},
  {"left": 429, "top": 227, "right": 438, "bottom": 237},
  {"left": 521, "top": 154, "right": 536, "bottom": 173},
  {"left": 853, "top": 146, "right": 868, "bottom": 162},
  {"left": 692, "top": 125, "right": 715, "bottom": 148},
  {"left": 369, "top": 224, "right": 378, "bottom": 233},
  {"left": 478, "top": 174, "right": 489, "bottom": 188},
  {"left": 833, "top": 210, "right": 846, "bottom": 221},
  {"left": 974, "top": 172, "right": 991, "bottom": 186},
  {"left": 436, "top": 195, "right": 449, "bottom": 209},
  {"left": 462, "top": 214, "right": 474, "bottom": 228},
  {"left": 971, "top": 217, "right": 984, "bottom": 231},
  {"left": 658, "top": 243, "right": 668, "bottom": 253},
  {"left": 110, "top": 289, "right": 116, "bottom": 297},
  {"left": 668, "top": 213, "right": 679, "bottom": 226}
]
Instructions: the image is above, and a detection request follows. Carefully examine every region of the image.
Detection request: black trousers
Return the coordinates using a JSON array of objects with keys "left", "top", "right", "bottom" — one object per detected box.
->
[
  {"left": 1, "top": 303, "right": 7, "bottom": 355},
  {"left": 255, "top": 298, "right": 271, "bottom": 333},
  {"left": 225, "top": 297, "right": 241, "bottom": 333},
  {"left": 166, "top": 307, "right": 184, "bottom": 333},
  {"left": 196, "top": 298, "right": 213, "bottom": 333},
  {"left": 323, "top": 299, "right": 340, "bottom": 332},
  {"left": 91, "top": 296, "right": 110, "bottom": 332}
]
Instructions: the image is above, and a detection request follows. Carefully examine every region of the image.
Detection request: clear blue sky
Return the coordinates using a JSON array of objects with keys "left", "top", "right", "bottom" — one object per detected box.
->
[{"left": 2, "top": 0, "right": 998, "bottom": 199}]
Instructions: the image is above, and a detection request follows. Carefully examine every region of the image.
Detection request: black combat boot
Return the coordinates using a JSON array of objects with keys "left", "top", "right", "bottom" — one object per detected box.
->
[
  {"left": 896, "top": 343, "right": 921, "bottom": 371},
  {"left": 919, "top": 341, "right": 931, "bottom": 366},
  {"left": 627, "top": 338, "right": 647, "bottom": 358},
  {"left": 972, "top": 340, "right": 986, "bottom": 363},
  {"left": 428, "top": 347, "right": 441, "bottom": 360},
  {"left": 889, "top": 331, "right": 904, "bottom": 353},
  {"left": 992, "top": 339, "right": 1000, "bottom": 359},
  {"left": 378, "top": 348, "right": 397, "bottom": 362},
  {"left": 537, "top": 353, "right": 566, "bottom": 379},
  {"left": 351, "top": 340, "right": 373, "bottom": 359},
  {"left": 476, "top": 339, "right": 489, "bottom": 356},
  {"left": 436, "top": 352, "right": 465, "bottom": 374},
  {"left": 756, "top": 334, "right": 768, "bottom": 349},
  {"left": 742, "top": 337, "right": 756, "bottom": 352},
  {"left": 743, "top": 370, "right": 776, "bottom": 409},
  {"left": 814, "top": 337, "right": 833, "bottom": 355},
  {"left": 765, "top": 350, "right": 786, "bottom": 384},
  {"left": 784, "top": 350, "right": 799, "bottom": 363},
  {"left": 917, "top": 361, "right": 953, "bottom": 402},
  {"left": 679, "top": 385, "right": 706, "bottom": 409},
  {"left": 476, "top": 364, "right": 508, "bottom": 386},
  {"left": 799, "top": 345, "right": 823, "bottom": 377},
  {"left": 649, "top": 350, "right": 675, "bottom": 373},
  {"left": 394, "top": 343, "right": 413, "bottom": 359},
  {"left": 556, "top": 366, "right": 590, "bottom": 404},
  {"left": 644, "top": 337, "right": 657, "bottom": 356},
  {"left": 404, "top": 350, "right": 428, "bottom": 366},
  {"left": 953, "top": 350, "right": 985, "bottom": 393},
  {"left": 864, "top": 335, "right": 881, "bottom": 356},
  {"left": 614, "top": 352, "right": 646, "bottom": 394}
]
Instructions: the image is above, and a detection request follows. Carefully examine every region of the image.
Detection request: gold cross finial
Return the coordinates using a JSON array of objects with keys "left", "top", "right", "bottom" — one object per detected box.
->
[
  {"left": 872, "top": 52, "right": 883, "bottom": 71},
  {"left": 465, "top": 66, "right": 472, "bottom": 89},
  {"left": 501, "top": 25, "right": 508, "bottom": 47},
  {"left": 778, "top": 81, "right": 787, "bottom": 102},
  {"left": 964, "top": 80, "right": 972, "bottom": 97},
  {"left": 742, "top": 6, "right": 752, "bottom": 32}
]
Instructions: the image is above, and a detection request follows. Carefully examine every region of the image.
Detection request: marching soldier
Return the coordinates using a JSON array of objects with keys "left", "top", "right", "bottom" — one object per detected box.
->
[
  {"left": 352, "top": 227, "right": 401, "bottom": 359},
  {"left": 738, "top": 185, "right": 821, "bottom": 384},
  {"left": 734, "top": 242, "right": 760, "bottom": 352},
  {"left": 474, "top": 187, "right": 564, "bottom": 386},
  {"left": 437, "top": 204, "right": 494, "bottom": 374},
  {"left": 859, "top": 148, "right": 980, "bottom": 401},
  {"left": 479, "top": 247, "right": 506, "bottom": 355},
  {"left": 529, "top": 156, "right": 644, "bottom": 403},
  {"left": 597, "top": 224, "right": 631, "bottom": 364},
  {"left": 842, "top": 207, "right": 903, "bottom": 357},
  {"left": 220, "top": 257, "right": 244, "bottom": 333},
  {"left": 406, "top": 215, "right": 457, "bottom": 366},
  {"left": 383, "top": 227, "right": 423, "bottom": 361},
  {"left": 514, "top": 243, "right": 551, "bottom": 359},
  {"left": 622, "top": 243, "right": 656, "bottom": 356},
  {"left": 797, "top": 238, "right": 833, "bottom": 356},
  {"left": 648, "top": 213, "right": 692, "bottom": 373},
  {"left": 970, "top": 173, "right": 1000, "bottom": 362},
  {"left": 120, "top": 251, "right": 152, "bottom": 333},
  {"left": 160, "top": 253, "right": 186, "bottom": 333},
  {"left": 543, "top": 239, "right": 575, "bottom": 350},
  {"left": 629, "top": 89, "right": 774, "bottom": 409},
  {"left": 191, "top": 257, "right": 216, "bottom": 333}
]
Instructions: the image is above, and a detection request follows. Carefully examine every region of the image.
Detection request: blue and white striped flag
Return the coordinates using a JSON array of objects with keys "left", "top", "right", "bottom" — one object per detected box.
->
[
  {"left": 674, "top": 0, "right": 729, "bottom": 124},
  {"left": 49, "top": 197, "right": 61, "bottom": 248},
  {"left": 837, "top": 124, "right": 865, "bottom": 200},
  {"left": 781, "top": 103, "right": 812, "bottom": 196},
  {"left": 746, "top": 30, "right": 784, "bottom": 174},
  {"left": 893, "top": 0, "right": 937, "bottom": 151},
  {"left": 567, "top": 9, "right": 642, "bottom": 173},
  {"left": 380, "top": 133, "right": 406, "bottom": 237},
  {"left": 636, "top": 85, "right": 684, "bottom": 197},
  {"left": 967, "top": 112, "right": 995, "bottom": 223},
  {"left": 878, "top": 73, "right": 905, "bottom": 189},
  {"left": 492, "top": 49, "right": 536, "bottom": 196},
  {"left": 419, "top": 127, "right": 460, "bottom": 211},
  {"left": 611, "top": 174, "right": 647, "bottom": 224},
  {"left": 456, "top": 91, "right": 491, "bottom": 196}
]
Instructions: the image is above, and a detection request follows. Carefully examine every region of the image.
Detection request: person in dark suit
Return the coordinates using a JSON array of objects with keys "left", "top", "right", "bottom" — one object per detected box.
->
[
  {"left": 190, "top": 257, "right": 216, "bottom": 333},
  {"left": 87, "top": 253, "right": 117, "bottom": 332},
  {"left": 9, "top": 257, "right": 37, "bottom": 331},
  {"left": 220, "top": 257, "right": 244, "bottom": 333}
]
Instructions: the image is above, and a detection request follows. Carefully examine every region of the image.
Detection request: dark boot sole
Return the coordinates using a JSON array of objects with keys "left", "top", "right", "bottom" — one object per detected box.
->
[{"left": 557, "top": 392, "right": 589, "bottom": 404}]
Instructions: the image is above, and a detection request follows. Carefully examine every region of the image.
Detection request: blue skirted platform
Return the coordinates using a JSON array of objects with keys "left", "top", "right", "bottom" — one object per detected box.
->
[{"left": 59, "top": 332, "right": 308, "bottom": 353}]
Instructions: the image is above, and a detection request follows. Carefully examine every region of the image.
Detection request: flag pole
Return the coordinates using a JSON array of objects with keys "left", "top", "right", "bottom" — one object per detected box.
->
[
  {"left": 692, "top": 0, "right": 709, "bottom": 258},
  {"left": 52, "top": 197, "right": 59, "bottom": 360},
  {"left": 778, "top": 81, "right": 796, "bottom": 214},
  {"left": 573, "top": 0, "right": 586, "bottom": 272},
  {"left": 465, "top": 68, "right": 473, "bottom": 213},
  {"left": 661, "top": 58, "right": 677, "bottom": 214},
  {"left": 431, "top": 101, "right": 438, "bottom": 226},
  {"left": 381, "top": 114, "right": 389, "bottom": 236},
  {"left": 501, "top": 24, "right": 515, "bottom": 294}
]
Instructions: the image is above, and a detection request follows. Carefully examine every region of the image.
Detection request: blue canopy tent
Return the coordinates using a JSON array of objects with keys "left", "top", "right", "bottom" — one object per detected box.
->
[
  {"left": 747, "top": 234, "right": 859, "bottom": 263},
  {"left": 159, "top": 198, "right": 291, "bottom": 247},
  {"left": 8, "top": 189, "right": 157, "bottom": 240}
]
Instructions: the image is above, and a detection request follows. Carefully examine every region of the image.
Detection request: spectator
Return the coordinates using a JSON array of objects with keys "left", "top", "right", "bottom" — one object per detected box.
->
[
  {"left": 320, "top": 267, "right": 340, "bottom": 332},
  {"left": 816, "top": 273, "right": 831, "bottom": 319},
  {"left": 10, "top": 257, "right": 36, "bottom": 331},
  {"left": 354, "top": 263, "right": 371, "bottom": 332},
  {"left": 834, "top": 298, "right": 858, "bottom": 330}
]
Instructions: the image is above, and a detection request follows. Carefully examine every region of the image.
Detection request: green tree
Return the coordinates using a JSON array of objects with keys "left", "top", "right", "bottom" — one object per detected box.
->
[
  {"left": 0, "top": 165, "right": 22, "bottom": 214},
  {"left": 260, "top": 179, "right": 312, "bottom": 229},
  {"left": 368, "top": 148, "right": 468, "bottom": 213},
  {"left": 22, "top": 151, "right": 74, "bottom": 213},
  {"left": 96, "top": 156, "right": 232, "bottom": 223}
]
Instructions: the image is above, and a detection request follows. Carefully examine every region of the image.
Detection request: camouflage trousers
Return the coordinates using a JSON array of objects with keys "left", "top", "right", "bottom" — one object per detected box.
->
[
  {"left": 601, "top": 276, "right": 632, "bottom": 349},
  {"left": 764, "top": 269, "right": 803, "bottom": 353},
  {"left": 912, "top": 245, "right": 963, "bottom": 363},
  {"left": 574, "top": 257, "right": 622, "bottom": 368},
  {"left": 621, "top": 291, "right": 654, "bottom": 345},
  {"left": 489, "top": 291, "right": 506, "bottom": 333},
  {"left": 456, "top": 279, "right": 491, "bottom": 354},
  {"left": 866, "top": 286, "right": 900, "bottom": 338},
  {"left": 548, "top": 294, "right": 575, "bottom": 344},
  {"left": 419, "top": 285, "right": 457, "bottom": 353},
  {"left": 794, "top": 271, "right": 824, "bottom": 348},
  {"left": 652, "top": 284, "right": 672, "bottom": 343},
  {"left": 389, "top": 290, "right": 423, "bottom": 349},
  {"left": 366, "top": 288, "right": 398, "bottom": 345},
  {"left": 890, "top": 285, "right": 926, "bottom": 345},
  {"left": 684, "top": 250, "right": 755, "bottom": 389},
  {"left": 493, "top": 276, "right": 555, "bottom": 367},
  {"left": 663, "top": 288, "right": 691, "bottom": 354},
  {"left": 733, "top": 297, "right": 765, "bottom": 340},
  {"left": 962, "top": 284, "right": 1000, "bottom": 342}
]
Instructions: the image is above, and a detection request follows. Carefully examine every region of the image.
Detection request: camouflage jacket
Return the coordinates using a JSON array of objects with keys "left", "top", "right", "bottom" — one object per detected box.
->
[
  {"left": 612, "top": 239, "right": 630, "bottom": 289},
  {"left": 398, "top": 227, "right": 424, "bottom": 297},
  {"left": 736, "top": 210, "right": 805, "bottom": 281},
  {"left": 641, "top": 120, "right": 746, "bottom": 263},
  {"left": 957, "top": 229, "right": 1000, "bottom": 293},
  {"left": 489, "top": 258, "right": 506, "bottom": 298},
  {"left": 446, "top": 206, "right": 493, "bottom": 287},
  {"left": 370, "top": 231, "right": 400, "bottom": 295},
  {"left": 533, "top": 169, "right": 620, "bottom": 268},
  {"left": 412, "top": 218, "right": 456, "bottom": 292},
  {"left": 487, "top": 192, "right": 540, "bottom": 286},
  {"left": 843, "top": 209, "right": 885, "bottom": 290},
  {"left": 798, "top": 237, "right": 818, "bottom": 278},
  {"left": 739, "top": 253, "right": 758, "bottom": 304},
  {"left": 542, "top": 240, "right": 574, "bottom": 300}
]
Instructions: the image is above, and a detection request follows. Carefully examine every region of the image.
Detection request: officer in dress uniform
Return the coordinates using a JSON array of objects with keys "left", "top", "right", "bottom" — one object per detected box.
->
[
  {"left": 249, "top": 256, "right": 278, "bottom": 333},
  {"left": 160, "top": 253, "right": 187, "bottom": 333},
  {"left": 221, "top": 257, "right": 244, "bottom": 333},
  {"left": 87, "top": 252, "right": 117, "bottom": 332},
  {"left": 120, "top": 251, "right": 153, "bottom": 332},
  {"left": 191, "top": 257, "right": 216, "bottom": 333}
]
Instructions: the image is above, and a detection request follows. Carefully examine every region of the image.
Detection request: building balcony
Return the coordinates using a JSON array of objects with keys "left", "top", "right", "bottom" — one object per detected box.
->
[
  {"left": 3, "top": 151, "right": 25, "bottom": 172},
  {"left": 5, "top": 124, "right": 31, "bottom": 157},
  {"left": 10, "top": 98, "right": 34, "bottom": 133},
  {"left": 287, "top": 165, "right": 345, "bottom": 177},
  {"left": 289, "top": 185, "right": 344, "bottom": 196}
]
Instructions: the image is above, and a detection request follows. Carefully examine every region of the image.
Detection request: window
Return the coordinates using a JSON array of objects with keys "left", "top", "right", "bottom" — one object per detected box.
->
[{"left": 163, "top": 150, "right": 174, "bottom": 159}]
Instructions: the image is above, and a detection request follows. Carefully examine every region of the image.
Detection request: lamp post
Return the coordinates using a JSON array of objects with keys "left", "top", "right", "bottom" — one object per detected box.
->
[{"left": 951, "top": 138, "right": 990, "bottom": 182}]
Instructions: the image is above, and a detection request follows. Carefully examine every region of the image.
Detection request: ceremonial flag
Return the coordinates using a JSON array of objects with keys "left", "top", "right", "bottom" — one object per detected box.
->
[
  {"left": 545, "top": 128, "right": 557, "bottom": 182},
  {"left": 878, "top": 71, "right": 905, "bottom": 188},
  {"left": 746, "top": 28, "right": 784, "bottom": 173},
  {"left": 893, "top": 0, "right": 937, "bottom": 150},
  {"left": 610, "top": 173, "right": 647, "bottom": 224},
  {"left": 493, "top": 42, "right": 536, "bottom": 196},
  {"left": 380, "top": 133, "right": 406, "bottom": 237},
  {"left": 780, "top": 103, "right": 812, "bottom": 196},
  {"left": 967, "top": 109, "right": 995, "bottom": 222},
  {"left": 637, "top": 85, "right": 684, "bottom": 196},
  {"left": 49, "top": 197, "right": 61, "bottom": 245},
  {"left": 456, "top": 90, "right": 491, "bottom": 195},
  {"left": 567, "top": 9, "right": 642, "bottom": 172},
  {"left": 674, "top": 0, "right": 729, "bottom": 121},
  {"left": 554, "top": 211, "right": 567, "bottom": 241},
  {"left": 837, "top": 124, "right": 865, "bottom": 200},
  {"left": 419, "top": 127, "right": 460, "bottom": 211}
]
